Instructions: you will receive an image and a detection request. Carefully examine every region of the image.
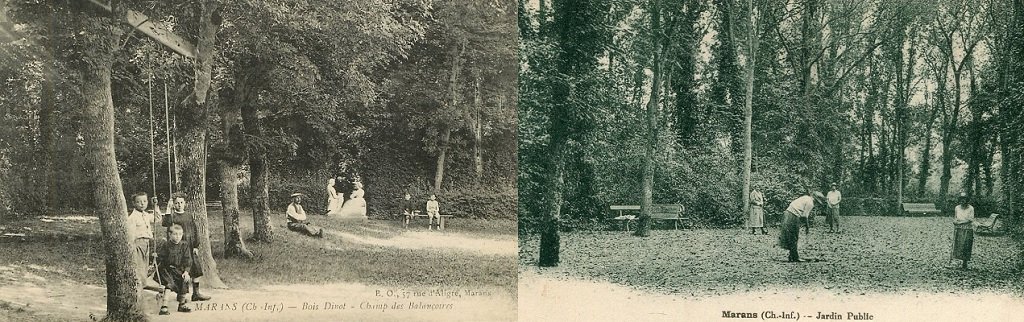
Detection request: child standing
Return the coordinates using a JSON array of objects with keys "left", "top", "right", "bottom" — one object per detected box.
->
[
  {"left": 161, "top": 193, "right": 211, "bottom": 301},
  {"left": 426, "top": 194, "right": 440, "bottom": 230},
  {"left": 127, "top": 192, "right": 163, "bottom": 291},
  {"left": 156, "top": 224, "right": 193, "bottom": 315}
]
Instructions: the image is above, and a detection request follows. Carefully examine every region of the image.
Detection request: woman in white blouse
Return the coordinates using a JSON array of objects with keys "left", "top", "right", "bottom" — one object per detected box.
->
[{"left": 951, "top": 193, "right": 975, "bottom": 269}]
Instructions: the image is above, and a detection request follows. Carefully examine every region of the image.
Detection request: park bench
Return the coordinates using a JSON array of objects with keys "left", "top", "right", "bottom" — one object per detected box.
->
[
  {"left": 609, "top": 204, "right": 686, "bottom": 231},
  {"left": 976, "top": 213, "right": 1003, "bottom": 236},
  {"left": 403, "top": 210, "right": 455, "bottom": 230},
  {"left": 206, "top": 200, "right": 222, "bottom": 209},
  {"left": 901, "top": 203, "right": 941, "bottom": 216}
]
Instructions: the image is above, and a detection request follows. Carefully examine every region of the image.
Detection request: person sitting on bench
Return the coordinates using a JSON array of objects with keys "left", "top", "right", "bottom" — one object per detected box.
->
[
  {"left": 426, "top": 194, "right": 441, "bottom": 230},
  {"left": 287, "top": 193, "right": 324, "bottom": 238},
  {"left": 401, "top": 192, "right": 416, "bottom": 218},
  {"left": 155, "top": 224, "right": 193, "bottom": 315}
]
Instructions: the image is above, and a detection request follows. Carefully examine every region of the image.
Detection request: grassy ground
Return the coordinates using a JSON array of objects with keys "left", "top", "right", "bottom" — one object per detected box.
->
[
  {"left": 0, "top": 210, "right": 517, "bottom": 321},
  {"left": 519, "top": 216, "right": 1023, "bottom": 297}
]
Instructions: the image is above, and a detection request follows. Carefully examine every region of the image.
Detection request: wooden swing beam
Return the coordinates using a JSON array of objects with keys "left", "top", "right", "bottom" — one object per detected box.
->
[{"left": 87, "top": 0, "right": 196, "bottom": 59}]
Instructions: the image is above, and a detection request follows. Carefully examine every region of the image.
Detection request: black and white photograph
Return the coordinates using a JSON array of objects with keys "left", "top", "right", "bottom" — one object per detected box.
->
[
  {"left": 0, "top": 0, "right": 517, "bottom": 321},
  {"left": 517, "top": 0, "right": 1023, "bottom": 321}
]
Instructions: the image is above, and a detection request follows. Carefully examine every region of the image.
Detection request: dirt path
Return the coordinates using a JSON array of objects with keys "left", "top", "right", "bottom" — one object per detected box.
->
[
  {"left": 327, "top": 230, "right": 516, "bottom": 256},
  {"left": 0, "top": 265, "right": 516, "bottom": 322},
  {"left": 518, "top": 269, "right": 1023, "bottom": 322},
  {"left": 0, "top": 217, "right": 516, "bottom": 321}
]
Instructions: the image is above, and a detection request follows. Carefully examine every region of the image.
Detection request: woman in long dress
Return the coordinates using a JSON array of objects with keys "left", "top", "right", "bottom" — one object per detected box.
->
[
  {"left": 748, "top": 187, "right": 766, "bottom": 235},
  {"left": 335, "top": 181, "right": 368, "bottom": 220},
  {"left": 951, "top": 193, "right": 975, "bottom": 269},
  {"left": 325, "top": 178, "right": 344, "bottom": 216}
]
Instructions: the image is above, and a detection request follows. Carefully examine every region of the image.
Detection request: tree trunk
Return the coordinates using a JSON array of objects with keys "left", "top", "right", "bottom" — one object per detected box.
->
[
  {"left": 917, "top": 89, "right": 939, "bottom": 195},
  {"left": 76, "top": 3, "right": 147, "bottom": 319},
  {"left": 219, "top": 79, "right": 252, "bottom": 259},
  {"left": 242, "top": 95, "right": 273, "bottom": 242},
  {"left": 537, "top": 134, "right": 566, "bottom": 266},
  {"left": 171, "top": 0, "right": 225, "bottom": 289},
  {"left": 636, "top": 0, "right": 662, "bottom": 238},
  {"left": 939, "top": 69, "right": 962, "bottom": 203},
  {"left": 433, "top": 127, "right": 452, "bottom": 193},
  {"left": 742, "top": 0, "right": 755, "bottom": 220},
  {"left": 473, "top": 72, "right": 484, "bottom": 184}
]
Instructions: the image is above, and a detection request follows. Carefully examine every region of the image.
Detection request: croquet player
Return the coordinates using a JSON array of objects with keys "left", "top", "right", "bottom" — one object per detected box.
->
[
  {"left": 779, "top": 191, "right": 825, "bottom": 262},
  {"left": 161, "top": 192, "right": 211, "bottom": 301}
]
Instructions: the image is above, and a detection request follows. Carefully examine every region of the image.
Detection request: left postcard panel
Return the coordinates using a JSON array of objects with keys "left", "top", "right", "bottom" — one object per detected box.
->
[{"left": 0, "top": 1, "right": 517, "bottom": 321}]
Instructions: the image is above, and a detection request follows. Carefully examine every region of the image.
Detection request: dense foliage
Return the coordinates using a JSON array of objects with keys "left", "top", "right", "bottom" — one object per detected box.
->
[
  {"left": 519, "top": 0, "right": 1024, "bottom": 236},
  {"left": 0, "top": 0, "right": 516, "bottom": 219}
]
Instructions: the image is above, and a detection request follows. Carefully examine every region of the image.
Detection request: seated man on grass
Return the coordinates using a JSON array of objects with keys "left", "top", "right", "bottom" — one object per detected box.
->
[
  {"left": 287, "top": 193, "right": 325, "bottom": 238},
  {"left": 155, "top": 224, "right": 193, "bottom": 315}
]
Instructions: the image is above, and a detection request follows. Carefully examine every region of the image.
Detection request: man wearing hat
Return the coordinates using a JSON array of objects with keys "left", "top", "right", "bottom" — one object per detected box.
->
[
  {"left": 286, "top": 193, "right": 324, "bottom": 238},
  {"left": 826, "top": 183, "right": 842, "bottom": 233},
  {"left": 779, "top": 190, "right": 825, "bottom": 262},
  {"left": 951, "top": 192, "right": 975, "bottom": 269}
]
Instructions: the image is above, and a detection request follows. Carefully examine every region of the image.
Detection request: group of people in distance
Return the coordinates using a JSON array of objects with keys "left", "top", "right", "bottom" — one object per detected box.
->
[
  {"left": 126, "top": 192, "right": 210, "bottom": 316},
  {"left": 284, "top": 173, "right": 372, "bottom": 238},
  {"left": 746, "top": 183, "right": 978, "bottom": 267},
  {"left": 400, "top": 192, "right": 443, "bottom": 229}
]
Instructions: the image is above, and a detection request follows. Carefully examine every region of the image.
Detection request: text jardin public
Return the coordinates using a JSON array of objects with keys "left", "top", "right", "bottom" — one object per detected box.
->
[{"left": 723, "top": 311, "right": 874, "bottom": 320}]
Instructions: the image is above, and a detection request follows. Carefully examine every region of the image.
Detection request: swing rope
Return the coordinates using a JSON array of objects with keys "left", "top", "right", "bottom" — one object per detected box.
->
[
  {"left": 148, "top": 65, "right": 157, "bottom": 199},
  {"left": 165, "top": 81, "right": 173, "bottom": 196}
]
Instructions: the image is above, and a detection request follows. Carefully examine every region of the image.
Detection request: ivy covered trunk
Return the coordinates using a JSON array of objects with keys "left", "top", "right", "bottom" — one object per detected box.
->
[
  {"left": 218, "top": 81, "right": 252, "bottom": 259},
  {"left": 635, "top": 0, "right": 662, "bottom": 238},
  {"left": 241, "top": 76, "right": 273, "bottom": 242}
]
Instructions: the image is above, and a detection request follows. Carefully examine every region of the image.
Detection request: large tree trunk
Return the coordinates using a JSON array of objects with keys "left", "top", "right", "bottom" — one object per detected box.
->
[
  {"left": 76, "top": 3, "right": 147, "bottom": 320},
  {"left": 433, "top": 127, "right": 452, "bottom": 193},
  {"left": 537, "top": 133, "right": 566, "bottom": 267},
  {"left": 636, "top": 0, "right": 662, "bottom": 238},
  {"left": 173, "top": 0, "right": 225, "bottom": 288},
  {"left": 742, "top": 0, "right": 755, "bottom": 221},
  {"left": 219, "top": 80, "right": 253, "bottom": 259},
  {"left": 917, "top": 90, "right": 939, "bottom": 195},
  {"left": 939, "top": 69, "right": 963, "bottom": 204},
  {"left": 242, "top": 95, "right": 273, "bottom": 242}
]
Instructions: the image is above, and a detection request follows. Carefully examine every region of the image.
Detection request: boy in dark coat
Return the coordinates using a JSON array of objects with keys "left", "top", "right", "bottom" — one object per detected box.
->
[{"left": 156, "top": 224, "right": 193, "bottom": 315}]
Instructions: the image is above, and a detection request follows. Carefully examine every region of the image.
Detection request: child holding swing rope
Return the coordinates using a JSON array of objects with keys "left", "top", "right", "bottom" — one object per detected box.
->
[{"left": 127, "top": 192, "right": 164, "bottom": 291}]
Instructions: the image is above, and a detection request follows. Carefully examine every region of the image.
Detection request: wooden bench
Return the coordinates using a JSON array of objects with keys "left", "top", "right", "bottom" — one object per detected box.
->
[
  {"left": 976, "top": 213, "right": 1003, "bottom": 235},
  {"left": 609, "top": 204, "right": 685, "bottom": 231},
  {"left": 901, "top": 203, "right": 941, "bottom": 216},
  {"left": 403, "top": 211, "right": 454, "bottom": 230},
  {"left": 206, "top": 200, "right": 222, "bottom": 209}
]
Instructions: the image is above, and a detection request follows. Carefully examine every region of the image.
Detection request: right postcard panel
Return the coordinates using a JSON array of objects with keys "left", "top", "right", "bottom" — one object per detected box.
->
[{"left": 517, "top": 0, "right": 1024, "bottom": 321}]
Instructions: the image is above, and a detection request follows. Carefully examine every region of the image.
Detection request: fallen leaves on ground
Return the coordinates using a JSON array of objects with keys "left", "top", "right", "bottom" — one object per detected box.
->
[{"left": 519, "top": 216, "right": 1024, "bottom": 298}]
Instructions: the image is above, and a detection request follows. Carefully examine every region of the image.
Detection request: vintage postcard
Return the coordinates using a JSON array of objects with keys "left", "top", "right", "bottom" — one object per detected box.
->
[
  {"left": 0, "top": 0, "right": 516, "bottom": 321},
  {"left": 517, "top": 0, "right": 1023, "bottom": 321}
]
